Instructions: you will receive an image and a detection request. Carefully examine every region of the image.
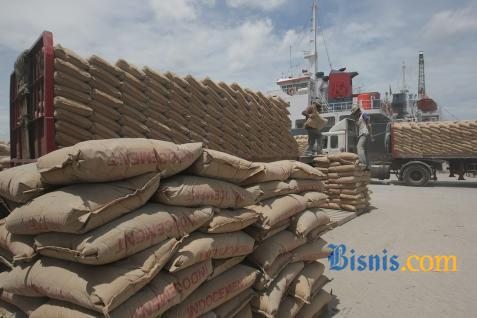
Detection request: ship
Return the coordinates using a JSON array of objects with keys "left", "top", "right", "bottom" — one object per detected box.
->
[{"left": 267, "top": 0, "right": 440, "bottom": 162}]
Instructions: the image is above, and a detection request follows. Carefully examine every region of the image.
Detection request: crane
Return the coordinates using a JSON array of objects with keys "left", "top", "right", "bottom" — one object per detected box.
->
[{"left": 416, "top": 51, "right": 438, "bottom": 112}]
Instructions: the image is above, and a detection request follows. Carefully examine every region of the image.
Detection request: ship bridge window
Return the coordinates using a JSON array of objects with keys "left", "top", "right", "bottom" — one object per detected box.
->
[{"left": 330, "top": 135, "right": 339, "bottom": 149}]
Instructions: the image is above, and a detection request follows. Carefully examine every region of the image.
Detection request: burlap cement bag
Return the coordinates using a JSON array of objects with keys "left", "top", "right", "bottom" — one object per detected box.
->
[
  {"left": 165, "top": 264, "right": 258, "bottom": 318},
  {"left": 247, "top": 230, "right": 306, "bottom": 270},
  {"left": 328, "top": 164, "right": 360, "bottom": 173},
  {"left": 287, "top": 262, "right": 325, "bottom": 303},
  {"left": 244, "top": 220, "right": 290, "bottom": 242},
  {"left": 0, "top": 219, "right": 36, "bottom": 264},
  {"left": 54, "top": 45, "right": 89, "bottom": 70},
  {"left": 92, "top": 88, "right": 123, "bottom": 109},
  {"left": 246, "top": 179, "right": 324, "bottom": 202},
  {"left": 209, "top": 256, "right": 246, "bottom": 280},
  {"left": 89, "top": 55, "right": 123, "bottom": 78},
  {"left": 328, "top": 152, "right": 359, "bottom": 162},
  {"left": 290, "top": 208, "right": 330, "bottom": 238},
  {"left": 92, "top": 123, "right": 120, "bottom": 139},
  {"left": 90, "top": 74, "right": 122, "bottom": 98},
  {"left": 253, "top": 252, "right": 292, "bottom": 291},
  {"left": 0, "top": 290, "right": 45, "bottom": 316},
  {"left": 120, "top": 104, "right": 147, "bottom": 122},
  {"left": 252, "top": 262, "right": 304, "bottom": 318},
  {"left": 54, "top": 108, "right": 93, "bottom": 129},
  {"left": 53, "top": 58, "right": 90, "bottom": 82},
  {"left": 5, "top": 173, "right": 160, "bottom": 235},
  {"left": 54, "top": 121, "right": 91, "bottom": 143},
  {"left": 119, "top": 115, "right": 149, "bottom": 133},
  {"left": 54, "top": 96, "right": 93, "bottom": 117},
  {"left": 0, "top": 239, "right": 179, "bottom": 314},
  {"left": 29, "top": 261, "right": 211, "bottom": 318},
  {"left": 302, "top": 191, "right": 329, "bottom": 208},
  {"left": 295, "top": 289, "right": 331, "bottom": 318},
  {"left": 0, "top": 299, "right": 25, "bottom": 318},
  {"left": 37, "top": 139, "right": 202, "bottom": 185},
  {"left": 166, "top": 231, "right": 254, "bottom": 272},
  {"left": 120, "top": 125, "right": 146, "bottom": 138},
  {"left": 55, "top": 131, "right": 83, "bottom": 147},
  {"left": 240, "top": 161, "right": 293, "bottom": 185},
  {"left": 54, "top": 85, "right": 91, "bottom": 105},
  {"left": 234, "top": 303, "right": 253, "bottom": 318},
  {"left": 292, "top": 238, "right": 331, "bottom": 262},
  {"left": 116, "top": 59, "right": 145, "bottom": 80},
  {"left": 54, "top": 71, "right": 91, "bottom": 93},
  {"left": 210, "top": 288, "right": 255, "bottom": 318},
  {"left": 250, "top": 194, "right": 307, "bottom": 230},
  {"left": 89, "top": 66, "right": 121, "bottom": 88},
  {"left": 0, "top": 163, "right": 45, "bottom": 203},
  {"left": 187, "top": 149, "right": 264, "bottom": 184},
  {"left": 35, "top": 204, "right": 214, "bottom": 264},
  {"left": 200, "top": 208, "right": 258, "bottom": 234},
  {"left": 277, "top": 296, "right": 304, "bottom": 318},
  {"left": 91, "top": 99, "right": 122, "bottom": 120},
  {"left": 307, "top": 224, "right": 331, "bottom": 241},
  {"left": 91, "top": 110, "right": 121, "bottom": 133},
  {"left": 154, "top": 175, "right": 260, "bottom": 209}
]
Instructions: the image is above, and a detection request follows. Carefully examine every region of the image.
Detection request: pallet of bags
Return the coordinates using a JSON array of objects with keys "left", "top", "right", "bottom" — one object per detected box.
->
[{"left": 317, "top": 152, "right": 371, "bottom": 214}]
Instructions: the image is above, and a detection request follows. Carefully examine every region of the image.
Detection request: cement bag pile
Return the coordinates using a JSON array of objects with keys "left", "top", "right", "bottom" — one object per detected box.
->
[
  {"left": 51, "top": 44, "right": 298, "bottom": 161},
  {"left": 293, "top": 135, "right": 308, "bottom": 156},
  {"left": 314, "top": 153, "right": 371, "bottom": 213},
  {"left": 222, "top": 158, "right": 333, "bottom": 317},
  {"left": 0, "top": 141, "right": 10, "bottom": 171},
  {"left": 393, "top": 120, "right": 477, "bottom": 157}
]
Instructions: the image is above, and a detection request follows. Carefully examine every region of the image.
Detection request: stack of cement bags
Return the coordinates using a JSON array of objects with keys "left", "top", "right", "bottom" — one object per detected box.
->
[
  {"left": 0, "top": 141, "right": 9, "bottom": 171},
  {"left": 393, "top": 120, "right": 477, "bottom": 157},
  {"left": 51, "top": 44, "right": 298, "bottom": 161},
  {"left": 293, "top": 135, "right": 308, "bottom": 156},
  {"left": 231, "top": 159, "right": 333, "bottom": 318},
  {"left": 314, "top": 153, "right": 371, "bottom": 213}
]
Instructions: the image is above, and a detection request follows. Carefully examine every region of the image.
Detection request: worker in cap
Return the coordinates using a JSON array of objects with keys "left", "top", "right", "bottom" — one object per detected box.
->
[
  {"left": 302, "top": 101, "right": 327, "bottom": 156},
  {"left": 351, "top": 105, "right": 373, "bottom": 170}
]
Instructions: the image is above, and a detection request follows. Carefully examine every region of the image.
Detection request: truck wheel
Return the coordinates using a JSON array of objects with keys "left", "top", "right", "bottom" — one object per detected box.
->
[{"left": 403, "top": 164, "right": 430, "bottom": 186}]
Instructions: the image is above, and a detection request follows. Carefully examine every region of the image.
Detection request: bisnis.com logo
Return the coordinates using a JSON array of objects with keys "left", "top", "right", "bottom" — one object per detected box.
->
[{"left": 328, "top": 244, "right": 457, "bottom": 272}]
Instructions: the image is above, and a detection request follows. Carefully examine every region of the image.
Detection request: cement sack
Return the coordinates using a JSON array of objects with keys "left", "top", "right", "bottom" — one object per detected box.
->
[
  {"left": 327, "top": 152, "right": 359, "bottom": 162},
  {"left": 244, "top": 220, "right": 290, "bottom": 242},
  {"left": 302, "top": 192, "right": 329, "bottom": 208},
  {"left": 0, "top": 290, "right": 46, "bottom": 316},
  {"left": 54, "top": 45, "right": 89, "bottom": 70},
  {"left": 277, "top": 296, "right": 304, "bottom": 318},
  {"left": 54, "top": 85, "right": 91, "bottom": 105},
  {"left": 210, "top": 255, "right": 246, "bottom": 280},
  {"left": 53, "top": 58, "right": 90, "bottom": 82},
  {"left": 0, "top": 219, "right": 36, "bottom": 264},
  {"left": 37, "top": 139, "right": 202, "bottom": 185},
  {"left": 187, "top": 149, "right": 264, "bottom": 184},
  {"left": 334, "top": 175, "right": 370, "bottom": 184},
  {"left": 54, "top": 96, "right": 93, "bottom": 117},
  {"left": 34, "top": 204, "right": 214, "bottom": 265},
  {"left": 295, "top": 290, "right": 332, "bottom": 318},
  {"left": 89, "top": 55, "right": 123, "bottom": 78},
  {"left": 91, "top": 100, "right": 122, "bottom": 120},
  {"left": 154, "top": 175, "right": 260, "bottom": 209},
  {"left": 55, "top": 120, "right": 92, "bottom": 141},
  {"left": 234, "top": 304, "right": 253, "bottom": 318},
  {"left": 91, "top": 109, "right": 121, "bottom": 132},
  {"left": 253, "top": 252, "right": 292, "bottom": 291},
  {"left": 120, "top": 125, "right": 146, "bottom": 138},
  {"left": 0, "top": 163, "right": 45, "bottom": 203},
  {"left": 5, "top": 173, "right": 160, "bottom": 235},
  {"left": 91, "top": 88, "right": 123, "bottom": 109},
  {"left": 0, "top": 239, "right": 180, "bottom": 314},
  {"left": 290, "top": 208, "right": 330, "bottom": 238},
  {"left": 210, "top": 289, "right": 255, "bottom": 318},
  {"left": 55, "top": 131, "right": 83, "bottom": 147},
  {"left": 90, "top": 75, "right": 122, "bottom": 98},
  {"left": 54, "top": 108, "right": 93, "bottom": 129},
  {"left": 92, "top": 123, "right": 120, "bottom": 139},
  {"left": 287, "top": 262, "right": 325, "bottom": 303},
  {"left": 241, "top": 161, "right": 325, "bottom": 185},
  {"left": 120, "top": 104, "right": 147, "bottom": 122},
  {"left": 309, "top": 275, "right": 331, "bottom": 300},
  {"left": 54, "top": 71, "right": 91, "bottom": 93},
  {"left": 166, "top": 231, "right": 255, "bottom": 272},
  {"left": 250, "top": 194, "right": 307, "bottom": 230},
  {"left": 89, "top": 66, "right": 122, "bottom": 88},
  {"left": 252, "top": 262, "right": 304, "bottom": 318},
  {"left": 0, "top": 299, "right": 25, "bottom": 318},
  {"left": 201, "top": 208, "right": 258, "bottom": 234},
  {"left": 307, "top": 224, "right": 331, "bottom": 241},
  {"left": 29, "top": 261, "right": 211, "bottom": 318},
  {"left": 246, "top": 179, "right": 324, "bottom": 201},
  {"left": 328, "top": 164, "right": 359, "bottom": 173},
  {"left": 247, "top": 230, "right": 306, "bottom": 270},
  {"left": 119, "top": 115, "right": 149, "bottom": 134},
  {"left": 164, "top": 264, "right": 258, "bottom": 318},
  {"left": 116, "top": 59, "right": 145, "bottom": 80},
  {"left": 292, "top": 238, "right": 331, "bottom": 262}
]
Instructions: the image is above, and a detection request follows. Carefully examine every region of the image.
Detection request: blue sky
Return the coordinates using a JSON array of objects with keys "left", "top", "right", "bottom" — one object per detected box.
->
[{"left": 1, "top": 0, "right": 476, "bottom": 141}]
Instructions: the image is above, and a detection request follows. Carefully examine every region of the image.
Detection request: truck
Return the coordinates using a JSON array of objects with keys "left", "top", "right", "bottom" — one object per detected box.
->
[{"left": 321, "top": 118, "right": 477, "bottom": 186}]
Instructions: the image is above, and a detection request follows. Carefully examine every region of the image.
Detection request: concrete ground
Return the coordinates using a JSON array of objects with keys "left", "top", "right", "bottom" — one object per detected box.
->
[{"left": 321, "top": 174, "right": 477, "bottom": 318}]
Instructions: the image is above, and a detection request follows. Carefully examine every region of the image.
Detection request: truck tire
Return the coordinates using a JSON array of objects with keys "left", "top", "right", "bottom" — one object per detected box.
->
[{"left": 403, "top": 164, "right": 430, "bottom": 186}]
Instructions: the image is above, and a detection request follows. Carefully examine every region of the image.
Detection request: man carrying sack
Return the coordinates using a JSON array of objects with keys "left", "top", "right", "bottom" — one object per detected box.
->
[
  {"left": 302, "top": 102, "right": 327, "bottom": 156},
  {"left": 351, "top": 105, "right": 374, "bottom": 170}
]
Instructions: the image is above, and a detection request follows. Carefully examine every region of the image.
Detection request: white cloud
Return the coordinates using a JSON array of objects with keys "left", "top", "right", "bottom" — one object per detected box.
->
[
  {"left": 422, "top": 5, "right": 477, "bottom": 39},
  {"left": 149, "top": 0, "right": 197, "bottom": 22},
  {"left": 226, "top": 0, "right": 287, "bottom": 11}
]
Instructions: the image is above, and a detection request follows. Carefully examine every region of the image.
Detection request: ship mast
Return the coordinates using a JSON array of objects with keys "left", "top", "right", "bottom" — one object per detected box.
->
[{"left": 312, "top": 0, "right": 318, "bottom": 79}]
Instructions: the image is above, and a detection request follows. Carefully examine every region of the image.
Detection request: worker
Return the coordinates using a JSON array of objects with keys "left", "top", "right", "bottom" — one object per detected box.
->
[
  {"left": 302, "top": 101, "right": 327, "bottom": 156},
  {"left": 351, "top": 105, "right": 374, "bottom": 170}
]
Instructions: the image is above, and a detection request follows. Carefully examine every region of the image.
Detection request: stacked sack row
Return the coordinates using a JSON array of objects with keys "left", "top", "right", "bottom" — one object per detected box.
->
[
  {"left": 51, "top": 44, "right": 298, "bottom": 161},
  {"left": 392, "top": 120, "right": 477, "bottom": 156},
  {"left": 313, "top": 153, "right": 371, "bottom": 213},
  {"left": 0, "top": 141, "right": 9, "bottom": 171},
  {"left": 0, "top": 138, "right": 333, "bottom": 318},
  {"left": 293, "top": 135, "right": 308, "bottom": 156}
]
